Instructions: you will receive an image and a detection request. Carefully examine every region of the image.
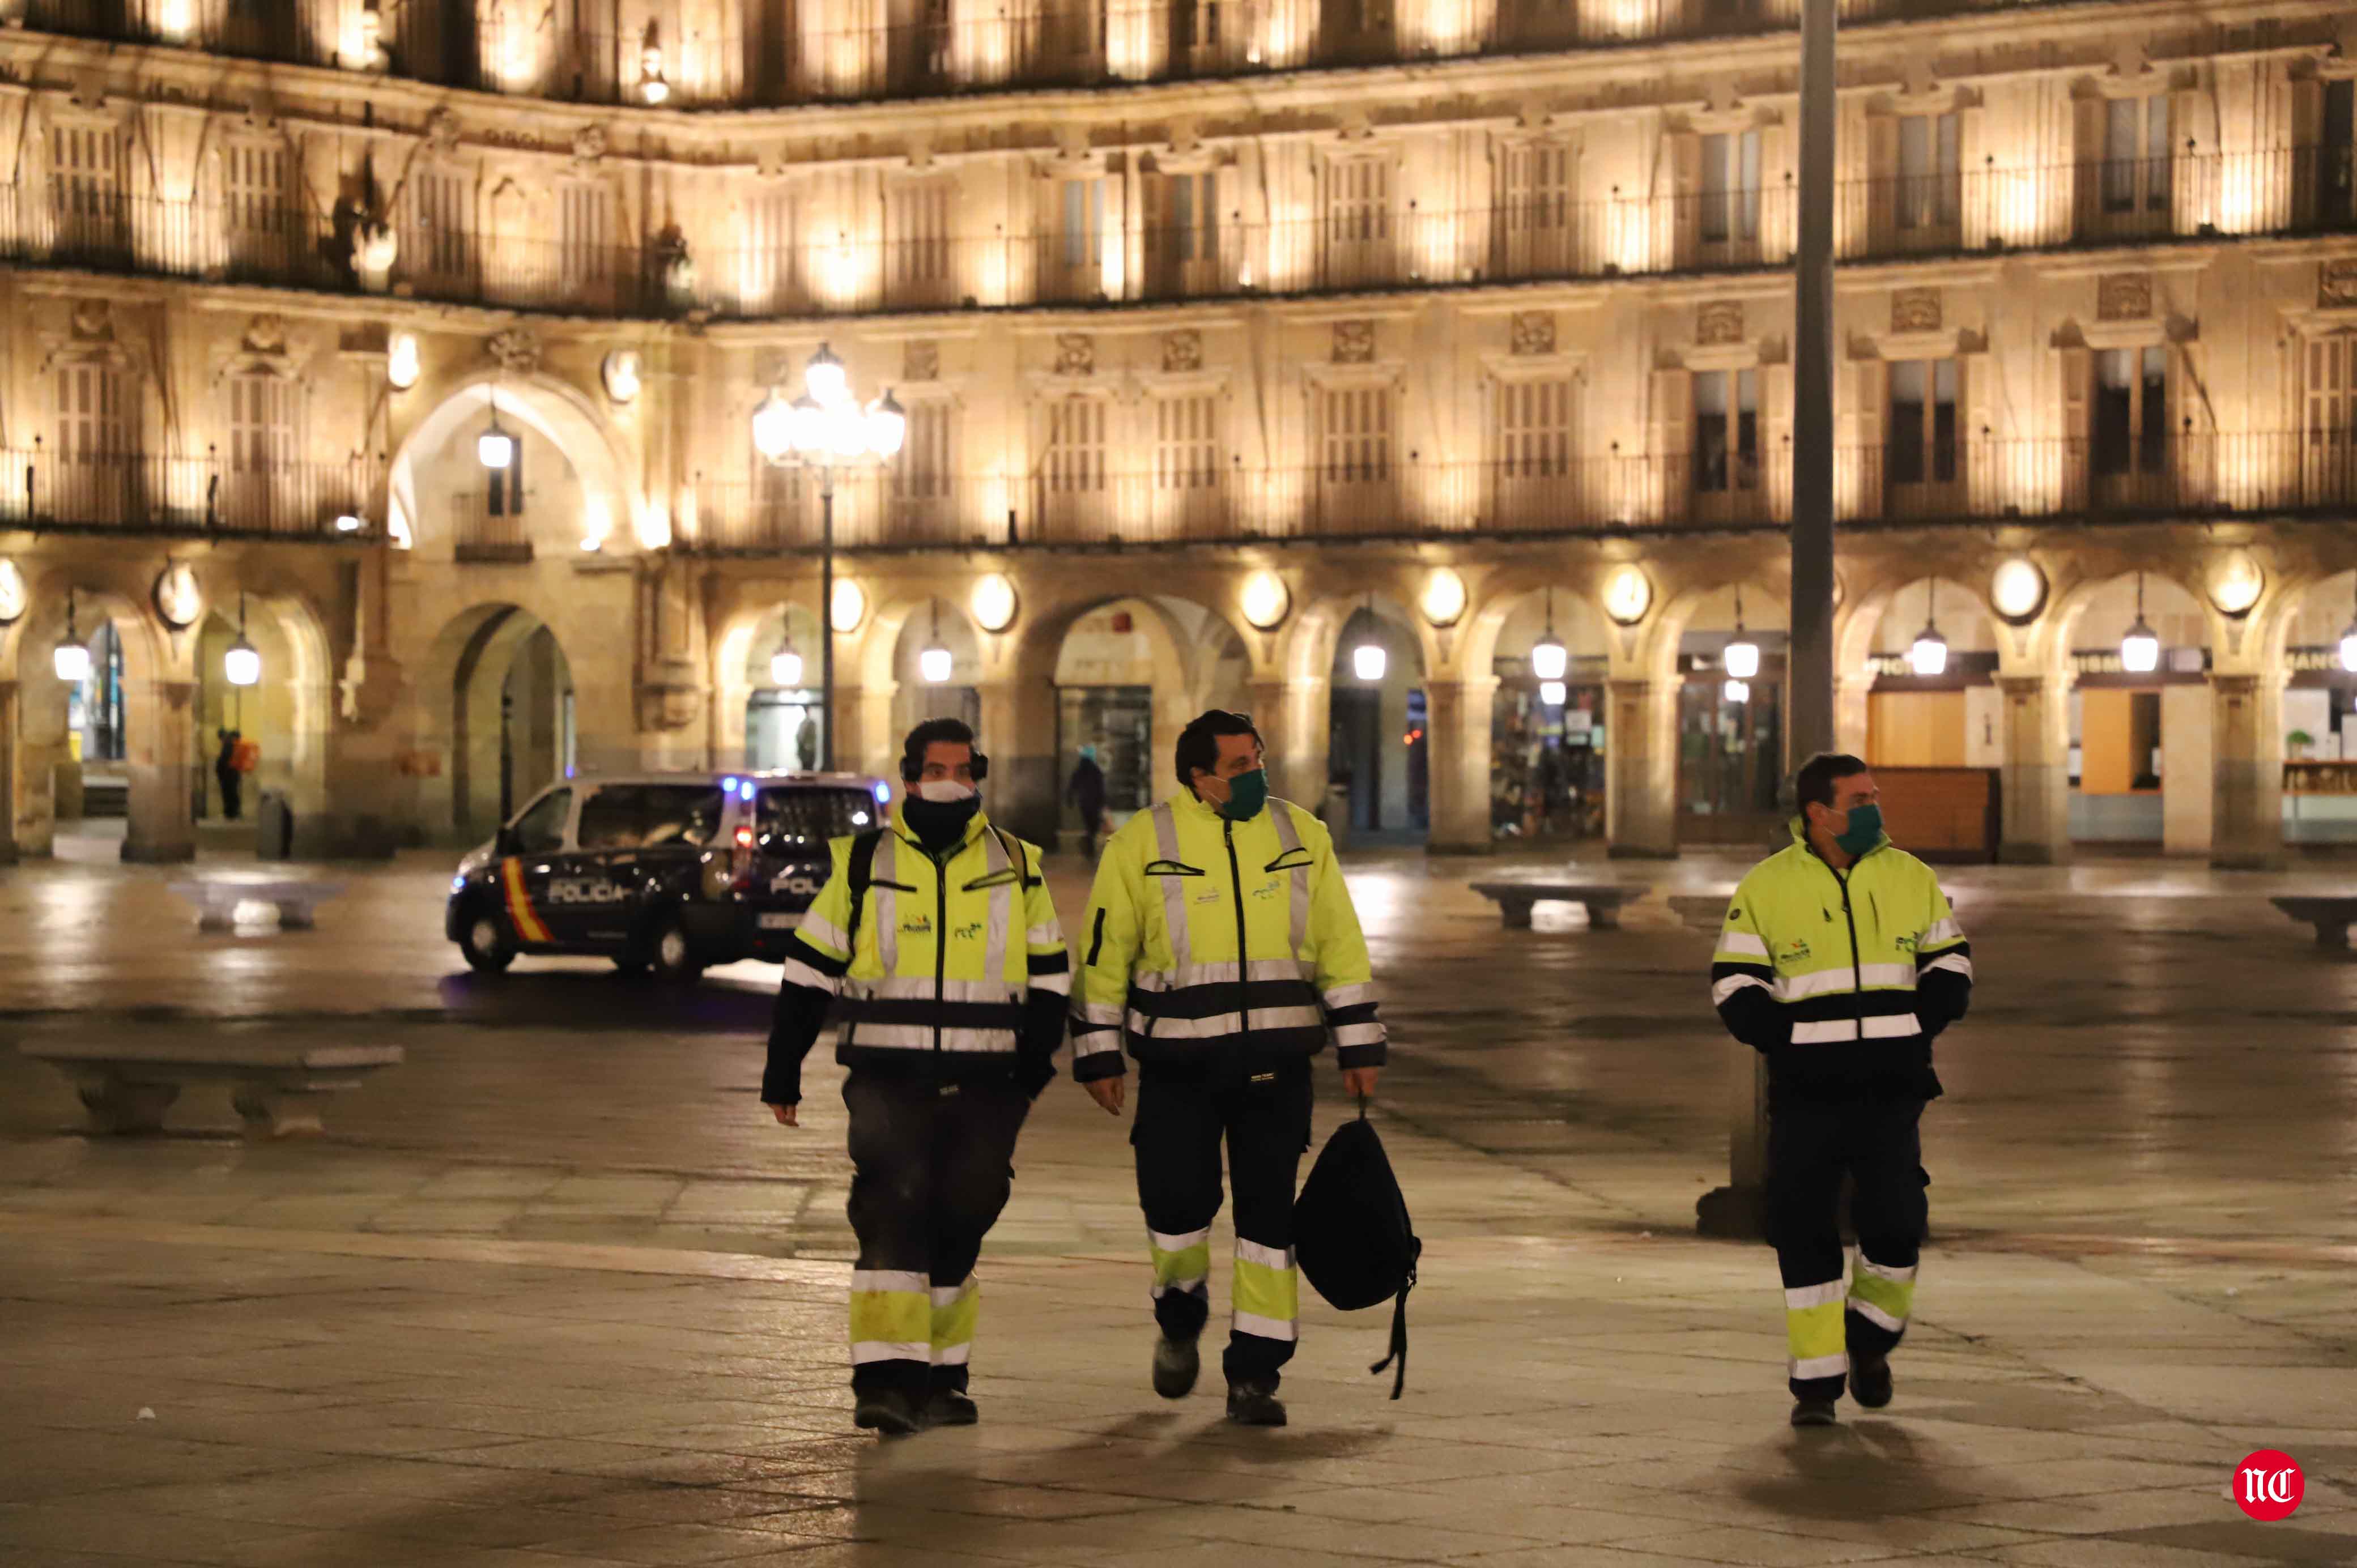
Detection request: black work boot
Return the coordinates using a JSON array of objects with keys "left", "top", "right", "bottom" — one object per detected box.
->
[
  {"left": 1152, "top": 1333, "right": 1201, "bottom": 1399},
  {"left": 1850, "top": 1350, "right": 1893, "bottom": 1410},
  {"left": 852, "top": 1387, "right": 926, "bottom": 1437},
  {"left": 1790, "top": 1397, "right": 1839, "bottom": 1428},
  {"left": 1225, "top": 1379, "right": 1287, "bottom": 1427},
  {"left": 928, "top": 1388, "right": 979, "bottom": 1427}
]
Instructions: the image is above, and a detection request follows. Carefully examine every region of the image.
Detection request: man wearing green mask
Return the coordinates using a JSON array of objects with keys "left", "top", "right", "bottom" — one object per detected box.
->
[
  {"left": 1071, "top": 709, "right": 1385, "bottom": 1427},
  {"left": 1711, "top": 752, "right": 1973, "bottom": 1429}
]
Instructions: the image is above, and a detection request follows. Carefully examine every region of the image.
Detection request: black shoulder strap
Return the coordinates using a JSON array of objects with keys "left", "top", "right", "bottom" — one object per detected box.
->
[{"left": 844, "top": 828, "right": 886, "bottom": 951}]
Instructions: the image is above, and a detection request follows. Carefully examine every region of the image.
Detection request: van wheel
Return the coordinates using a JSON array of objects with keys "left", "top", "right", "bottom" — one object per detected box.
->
[
  {"left": 458, "top": 907, "right": 516, "bottom": 974},
  {"left": 648, "top": 916, "right": 703, "bottom": 983}
]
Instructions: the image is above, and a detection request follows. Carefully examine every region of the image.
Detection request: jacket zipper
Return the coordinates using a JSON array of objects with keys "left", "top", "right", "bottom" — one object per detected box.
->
[
  {"left": 1223, "top": 819, "right": 1250, "bottom": 1038},
  {"left": 1827, "top": 861, "right": 1865, "bottom": 1042},
  {"left": 931, "top": 834, "right": 950, "bottom": 1056}
]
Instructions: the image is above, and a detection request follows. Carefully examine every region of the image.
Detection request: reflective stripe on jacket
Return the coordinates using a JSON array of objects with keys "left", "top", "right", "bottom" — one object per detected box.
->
[
  {"left": 761, "top": 806, "right": 1066, "bottom": 1103},
  {"left": 1711, "top": 817, "right": 1972, "bottom": 1089},
  {"left": 1071, "top": 790, "right": 1384, "bottom": 1079}
]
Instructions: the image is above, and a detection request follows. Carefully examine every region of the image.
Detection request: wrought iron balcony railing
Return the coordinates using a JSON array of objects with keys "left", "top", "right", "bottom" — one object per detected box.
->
[
  {"left": 0, "top": 447, "right": 377, "bottom": 539},
  {"left": 680, "top": 434, "right": 2357, "bottom": 553}
]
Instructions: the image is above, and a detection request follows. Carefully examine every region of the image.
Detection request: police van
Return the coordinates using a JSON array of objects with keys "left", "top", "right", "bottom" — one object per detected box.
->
[{"left": 445, "top": 770, "right": 891, "bottom": 981}]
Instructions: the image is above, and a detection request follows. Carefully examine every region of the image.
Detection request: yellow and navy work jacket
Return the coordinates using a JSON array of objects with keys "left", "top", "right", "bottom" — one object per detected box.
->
[
  {"left": 761, "top": 806, "right": 1069, "bottom": 1105},
  {"left": 1711, "top": 819, "right": 1972, "bottom": 1096},
  {"left": 1071, "top": 791, "right": 1384, "bottom": 1079}
]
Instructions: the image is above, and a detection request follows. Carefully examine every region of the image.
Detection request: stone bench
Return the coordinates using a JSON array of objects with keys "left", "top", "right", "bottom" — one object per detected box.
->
[
  {"left": 1470, "top": 881, "right": 1650, "bottom": 930},
  {"left": 2270, "top": 897, "right": 2357, "bottom": 950},
  {"left": 168, "top": 877, "right": 346, "bottom": 932},
  {"left": 17, "top": 1040, "right": 403, "bottom": 1138}
]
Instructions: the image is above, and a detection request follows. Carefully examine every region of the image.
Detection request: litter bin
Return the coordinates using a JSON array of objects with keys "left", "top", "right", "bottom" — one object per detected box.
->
[{"left": 256, "top": 790, "right": 295, "bottom": 860}]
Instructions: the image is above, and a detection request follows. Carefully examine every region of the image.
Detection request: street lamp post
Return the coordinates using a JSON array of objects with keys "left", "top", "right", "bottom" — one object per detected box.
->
[{"left": 750, "top": 344, "right": 906, "bottom": 773}]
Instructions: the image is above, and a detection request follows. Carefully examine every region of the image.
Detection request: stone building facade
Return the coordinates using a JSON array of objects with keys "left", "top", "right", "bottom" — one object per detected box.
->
[{"left": 1, "top": 0, "right": 2355, "bottom": 865}]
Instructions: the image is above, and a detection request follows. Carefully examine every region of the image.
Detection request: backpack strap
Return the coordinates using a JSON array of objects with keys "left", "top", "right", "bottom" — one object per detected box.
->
[
  {"left": 1368, "top": 1235, "right": 1422, "bottom": 1400},
  {"left": 843, "top": 828, "right": 886, "bottom": 955},
  {"left": 988, "top": 824, "right": 1035, "bottom": 888}
]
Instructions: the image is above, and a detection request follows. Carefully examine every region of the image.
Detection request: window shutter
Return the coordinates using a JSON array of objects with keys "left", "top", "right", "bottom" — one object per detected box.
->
[
  {"left": 2071, "top": 95, "right": 2105, "bottom": 235},
  {"left": 2171, "top": 88, "right": 2202, "bottom": 233},
  {"left": 1758, "top": 118, "right": 1793, "bottom": 258},
  {"left": 1651, "top": 366, "right": 1691, "bottom": 517},
  {"left": 1669, "top": 131, "right": 1702, "bottom": 266},
  {"left": 1865, "top": 112, "right": 1900, "bottom": 257},
  {"left": 1848, "top": 358, "right": 1886, "bottom": 519},
  {"left": 2060, "top": 344, "right": 2093, "bottom": 510},
  {"left": 2291, "top": 78, "right": 2325, "bottom": 227},
  {"left": 1956, "top": 101, "right": 1989, "bottom": 246}
]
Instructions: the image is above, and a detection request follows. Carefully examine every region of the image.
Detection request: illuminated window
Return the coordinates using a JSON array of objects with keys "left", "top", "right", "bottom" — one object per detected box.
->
[
  {"left": 1894, "top": 112, "right": 1960, "bottom": 232},
  {"left": 1154, "top": 394, "right": 1221, "bottom": 492},
  {"left": 1319, "top": 386, "right": 1392, "bottom": 485},
  {"left": 1700, "top": 129, "right": 1760, "bottom": 244},
  {"left": 886, "top": 178, "right": 954, "bottom": 303},
  {"left": 2102, "top": 96, "right": 2171, "bottom": 216},
  {"left": 2093, "top": 347, "right": 2167, "bottom": 477},
  {"left": 1495, "top": 140, "right": 1573, "bottom": 277},
  {"left": 1692, "top": 368, "right": 1758, "bottom": 495},
  {"left": 1887, "top": 359, "right": 1959, "bottom": 487}
]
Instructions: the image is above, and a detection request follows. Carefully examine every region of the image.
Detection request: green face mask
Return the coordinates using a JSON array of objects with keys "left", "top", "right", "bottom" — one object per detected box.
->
[
  {"left": 1833, "top": 802, "right": 1883, "bottom": 858},
  {"left": 1217, "top": 768, "right": 1269, "bottom": 822}
]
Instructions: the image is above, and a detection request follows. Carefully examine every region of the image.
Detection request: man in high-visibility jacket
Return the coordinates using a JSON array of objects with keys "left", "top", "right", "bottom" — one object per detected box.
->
[
  {"left": 1073, "top": 709, "right": 1385, "bottom": 1428},
  {"left": 763, "top": 718, "right": 1070, "bottom": 1437},
  {"left": 1711, "top": 752, "right": 1973, "bottom": 1429}
]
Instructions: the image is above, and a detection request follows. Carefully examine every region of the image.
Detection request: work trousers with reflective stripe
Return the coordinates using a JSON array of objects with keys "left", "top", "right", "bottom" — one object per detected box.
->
[
  {"left": 843, "top": 1071, "right": 1029, "bottom": 1397},
  {"left": 1767, "top": 1091, "right": 1928, "bottom": 1402},
  {"left": 1132, "top": 1058, "right": 1313, "bottom": 1387}
]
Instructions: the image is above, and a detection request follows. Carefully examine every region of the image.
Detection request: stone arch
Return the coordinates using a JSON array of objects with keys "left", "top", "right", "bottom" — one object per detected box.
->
[
  {"left": 386, "top": 370, "right": 643, "bottom": 559},
  {"left": 1461, "top": 579, "right": 1619, "bottom": 846},
  {"left": 416, "top": 599, "right": 579, "bottom": 844},
  {"left": 2045, "top": 566, "right": 2212, "bottom": 854},
  {"left": 713, "top": 595, "right": 828, "bottom": 772},
  {"left": 1290, "top": 585, "right": 1436, "bottom": 842},
  {"left": 185, "top": 576, "right": 335, "bottom": 833},
  {"left": 5, "top": 564, "right": 187, "bottom": 860}
]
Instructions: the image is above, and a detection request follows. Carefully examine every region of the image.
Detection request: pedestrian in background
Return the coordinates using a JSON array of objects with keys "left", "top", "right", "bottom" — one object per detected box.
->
[
  {"left": 1071, "top": 709, "right": 1386, "bottom": 1427},
  {"left": 214, "top": 729, "right": 244, "bottom": 821},
  {"left": 763, "top": 718, "right": 1069, "bottom": 1436},
  {"left": 1067, "top": 743, "right": 1107, "bottom": 859},
  {"left": 1711, "top": 752, "right": 1973, "bottom": 1428}
]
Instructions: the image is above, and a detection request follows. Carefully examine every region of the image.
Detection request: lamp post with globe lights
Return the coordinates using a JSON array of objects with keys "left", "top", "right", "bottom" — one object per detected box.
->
[{"left": 750, "top": 343, "right": 907, "bottom": 772}]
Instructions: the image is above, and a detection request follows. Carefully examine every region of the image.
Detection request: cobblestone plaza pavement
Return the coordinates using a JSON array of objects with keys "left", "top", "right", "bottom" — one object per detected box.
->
[{"left": 4, "top": 846, "right": 2357, "bottom": 1566}]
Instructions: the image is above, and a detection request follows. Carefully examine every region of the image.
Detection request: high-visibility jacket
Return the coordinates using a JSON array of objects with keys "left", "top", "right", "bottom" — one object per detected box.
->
[
  {"left": 1071, "top": 790, "right": 1384, "bottom": 1080},
  {"left": 1711, "top": 818, "right": 1972, "bottom": 1095},
  {"left": 761, "top": 806, "right": 1069, "bottom": 1106}
]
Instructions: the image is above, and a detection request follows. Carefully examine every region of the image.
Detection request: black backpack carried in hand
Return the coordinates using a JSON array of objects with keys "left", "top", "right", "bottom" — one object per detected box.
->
[{"left": 1292, "top": 1104, "right": 1422, "bottom": 1399}]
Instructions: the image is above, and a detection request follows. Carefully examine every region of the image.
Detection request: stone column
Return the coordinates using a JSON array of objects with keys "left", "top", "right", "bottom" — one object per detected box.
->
[
  {"left": 1422, "top": 677, "right": 1496, "bottom": 855},
  {"left": 0, "top": 680, "right": 15, "bottom": 866},
  {"left": 2160, "top": 683, "right": 2214, "bottom": 857},
  {"left": 1834, "top": 672, "right": 1874, "bottom": 760},
  {"left": 978, "top": 678, "right": 1059, "bottom": 847},
  {"left": 1605, "top": 676, "right": 1677, "bottom": 858},
  {"left": 1996, "top": 674, "right": 2071, "bottom": 865},
  {"left": 1248, "top": 675, "right": 1329, "bottom": 819},
  {"left": 121, "top": 678, "right": 197, "bottom": 864},
  {"left": 2210, "top": 671, "right": 2284, "bottom": 870}
]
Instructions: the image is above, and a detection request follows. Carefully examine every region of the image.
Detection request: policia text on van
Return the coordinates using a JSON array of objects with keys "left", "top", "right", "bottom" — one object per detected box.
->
[
  {"left": 1710, "top": 752, "right": 1973, "bottom": 1431},
  {"left": 761, "top": 719, "right": 1069, "bottom": 1438}
]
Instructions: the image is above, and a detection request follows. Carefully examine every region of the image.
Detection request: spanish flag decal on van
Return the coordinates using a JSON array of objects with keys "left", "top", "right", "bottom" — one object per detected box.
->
[{"left": 500, "top": 858, "right": 552, "bottom": 943}]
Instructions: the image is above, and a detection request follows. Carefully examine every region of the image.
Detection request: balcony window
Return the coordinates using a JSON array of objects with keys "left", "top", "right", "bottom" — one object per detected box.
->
[
  {"left": 1887, "top": 358, "right": 1959, "bottom": 487},
  {"left": 2322, "top": 80, "right": 2355, "bottom": 228},
  {"left": 1692, "top": 367, "right": 1758, "bottom": 495},
  {"left": 1321, "top": 158, "right": 1395, "bottom": 287},
  {"left": 1700, "top": 129, "right": 1760, "bottom": 244},
  {"left": 2305, "top": 335, "right": 2357, "bottom": 502},
  {"left": 2094, "top": 346, "right": 2167, "bottom": 478},
  {"left": 886, "top": 179, "right": 955, "bottom": 306},
  {"left": 225, "top": 372, "right": 295, "bottom": 528},
  {"left": 1494, "top": 141, "right": 1575, "bottom": 278},
  {"left": 1061, "top": 176, "right": 1105, "bottom": 272},
  {"left": 2102, "top": 96, "right": 2170, "bottom": 217},
  {"left": 1894, "top": 112, "right": 1960, "bottom": 232}
]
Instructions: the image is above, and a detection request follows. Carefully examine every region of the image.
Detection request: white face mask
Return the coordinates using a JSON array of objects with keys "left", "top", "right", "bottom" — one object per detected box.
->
[{"left": 914, "top": 779, "right": 976, "bottom": 803}]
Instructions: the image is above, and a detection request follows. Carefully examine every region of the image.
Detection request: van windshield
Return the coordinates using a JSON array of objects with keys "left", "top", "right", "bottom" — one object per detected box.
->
[{"left": 755, "top": 787, "right": 879, "bottom": 852}]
